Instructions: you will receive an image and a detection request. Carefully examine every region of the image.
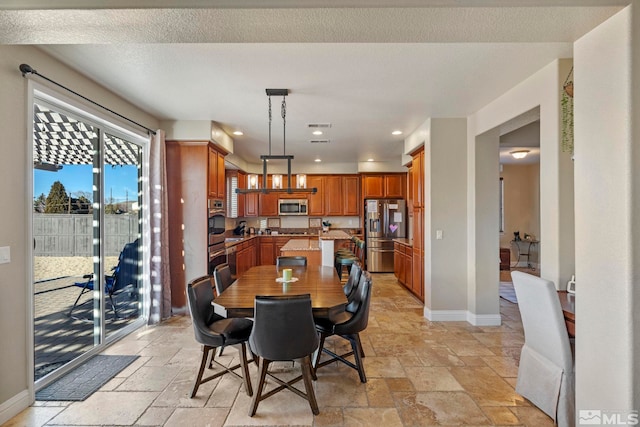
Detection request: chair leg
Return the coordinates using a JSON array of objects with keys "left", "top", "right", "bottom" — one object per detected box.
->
[
  {"left": 312, "top": 333, "right": 327, "bottom": 376},
  {"left": 349, "top": 334, "right": 367, "bottom": 383},
  {"left": 249, "top": 358, "right": 270, "bottom": 417},
  {"left": 68, "top": 284, "right": 90, "bottom": 317},
  {"left": 300, "top": 355, "right": 320, "bottom": 415},
  {"left": 191, "top": 345, "right": 212, "bottom": 398},
  {"left": 355, "top": 333, "right": 366, "bottom": 358},
  {"left": 238, "top": 343, "right": 253, "bottom": 397}
]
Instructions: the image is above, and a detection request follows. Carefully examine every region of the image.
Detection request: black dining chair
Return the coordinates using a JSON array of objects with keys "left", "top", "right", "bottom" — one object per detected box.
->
[
  {"left": 213, "top": 263, "right": 234, "bottom": 296},
  {"left": 342, "top": 260, "right": 363, "bottom": 302},
  {"left": 248, "top": 294, "right": 320, "bottom": 416},
  {"left": 276, "top": 256, "right": 308, "bottom": 267},
  {"left": 313, "top": 271, "right": 372, "bottom": 383},
  {"left": 186, "top": 275, "right": 254, "bottom": 398}
]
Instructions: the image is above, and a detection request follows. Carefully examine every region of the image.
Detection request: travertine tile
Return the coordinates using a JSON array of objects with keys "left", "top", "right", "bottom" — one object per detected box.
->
[
  {"left": 394, "top": 391, "right": 490, "bottom": 426},
  {"left": 385, "top": 378, "right": 415, "bottom": 392},
  {"left": 314, "top": 371, "right": 368, "bottom": 407},
  {"left": 365, "top": 378, "right": 395, "bottom": 407},
  {"left": 3, "top": 406, "right": 64, "bottom": 427},
  {"left": 403, "top": 367, "right": 464, "bottom": 392},
  {"left": 313, "top": 407, "right": 344, "bottom": 426},
  {"left": 481, "top": 406, "right": 522, "bottom": 425},
  {"left": 117, "top": 366, "right": 182, "bottom": 391},
  {"left": 481, "top": 355, "right": 520, "bottom": 378},
  {"left": 362, "top": 356, "right": 405, "bottom": 378},
  {"left": 509, "top": 406, "right": 555, "bottom": 426},
  {"left": 342, "top": 408, "right": 403, "bottom": 427},
  {"left": 48, "top": 391, "right": 158, "bottom": 425},
  {"left": 163, "top": 407, "right": 229, "bottom": 427},
  {"left": 135, "top": 407, "right": 175, "bottom": 426},
  {"left": 449, "top": 367, "right": 528, "bottom": 407}
]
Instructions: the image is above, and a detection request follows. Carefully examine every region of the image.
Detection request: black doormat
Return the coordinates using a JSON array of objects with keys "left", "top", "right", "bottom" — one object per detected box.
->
[{"left": 36, "top": 355, "right": 139, "bottom": 401}]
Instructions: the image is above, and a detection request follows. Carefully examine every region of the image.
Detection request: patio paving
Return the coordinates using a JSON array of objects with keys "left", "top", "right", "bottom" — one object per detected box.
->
[{"left": 34, "top": 276, "right": 139, "bottom": 381}]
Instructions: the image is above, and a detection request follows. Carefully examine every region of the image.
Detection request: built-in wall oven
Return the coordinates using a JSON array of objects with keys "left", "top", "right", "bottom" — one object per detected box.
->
[{"left": 208, "top": 199, "right": 226, "bottom": 274}]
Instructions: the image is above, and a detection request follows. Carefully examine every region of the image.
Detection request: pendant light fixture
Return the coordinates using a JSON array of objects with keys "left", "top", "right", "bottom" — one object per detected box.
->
[{"left": 236, "top": 89, "right": 317, "bottom": 194}]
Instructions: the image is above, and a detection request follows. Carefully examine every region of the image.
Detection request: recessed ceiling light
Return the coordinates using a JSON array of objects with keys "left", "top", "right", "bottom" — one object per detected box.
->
[
  {"left": 233, "top": 131, "right": 243, "bottom": 136},
  {"left": 392, "top": 130, "right": 403, "bottom": 136},
  {"left": 314, "top": 158, "right": 321, "bottom": 163},
  {"left": 368, "top": 158, "right": 374, "bottom": 162},
  {"left": 312, "top": 130, "right": 323, "bottom": 136}
]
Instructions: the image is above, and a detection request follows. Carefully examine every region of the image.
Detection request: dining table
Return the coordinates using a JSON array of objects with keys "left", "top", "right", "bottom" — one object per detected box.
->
[
  {"left": 558, "top": 291, "right": 575, "bottom": 338},
  {"left": 212, "top": 264, "right": 348, "bottom": 319}
]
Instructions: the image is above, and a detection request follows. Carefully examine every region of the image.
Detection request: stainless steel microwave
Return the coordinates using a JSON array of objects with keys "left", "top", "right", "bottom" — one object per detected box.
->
[{"left": 278, "top": 199, "right": 308, "bottom": 215}]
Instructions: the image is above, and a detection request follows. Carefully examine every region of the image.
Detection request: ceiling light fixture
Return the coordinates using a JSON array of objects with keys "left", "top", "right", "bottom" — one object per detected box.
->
[
  {"left": 392, "top": 130, "right": 403, "bottom": 135},
  {"left": 510, "top": 150, "right": 530, "bottom": 159},
  {"left": 236, "top": 89, "right": 317, "bottom": 194},
  {"left": 312, "top": 130, "right": 323, "bottom": 136},
  {"left": 315, "top": 158, "right": 321, "bottom": 163},
  {"left": 233, "top": 131, "right": 244, "bottom": 136},
  {"left": 368, "top": 158, "right": 374, "bottom": 162}
]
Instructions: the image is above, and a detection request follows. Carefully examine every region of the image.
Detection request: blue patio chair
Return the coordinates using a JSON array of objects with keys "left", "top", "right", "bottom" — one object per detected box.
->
[{"left": 68, "top": 239, "right": 140, "bottom": 320}]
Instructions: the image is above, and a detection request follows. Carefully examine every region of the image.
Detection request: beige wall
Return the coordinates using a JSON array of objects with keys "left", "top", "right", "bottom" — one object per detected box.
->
[
  {"left": 0, "top": 45, "right": 158, "bottom": 419},
  {"left": 500, "top": 164, "right": 540, "bottom": 265}
]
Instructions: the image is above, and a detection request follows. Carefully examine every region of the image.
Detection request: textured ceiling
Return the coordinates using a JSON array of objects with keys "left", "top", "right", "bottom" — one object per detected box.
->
[{"left": 1, "top": 2, "right": 624, "bottom": 167}]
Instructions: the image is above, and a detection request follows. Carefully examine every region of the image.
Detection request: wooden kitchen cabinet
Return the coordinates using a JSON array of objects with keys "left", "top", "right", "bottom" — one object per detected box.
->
[
  {"left": 411, "top": 149, "right": 424, "bottom": 208},
  {"left": 342, "top": 175, "right": 360, "bottom": 215},
  {"left": 236, "top": 238, "right": 258, "bottom": 276},
  {"left": 362, "top": 175, "right": 384, "bottom": 198},
  {"left": 394, "top": 241, "right": 414, "bottom": 295},
  {"left": 307, "top": 175, "right": 325, "bottom": 216},
  {"left": 166, "top": 140, "right": 227, "bottom": 309},
  {"left": 208, "top": 146, "right": 226, "bottom": 199},
  {"left": 361, "top": 174, "right": 406, "bottom": 199},
  {"left": 258, "top": 176, "right": 278, "bottom": 216},
  {"left": 325, "top": 175, "right": 343, "bottom": 216},
  {"left": 259, "top": 237, "right": 275, "bottom": 265}
]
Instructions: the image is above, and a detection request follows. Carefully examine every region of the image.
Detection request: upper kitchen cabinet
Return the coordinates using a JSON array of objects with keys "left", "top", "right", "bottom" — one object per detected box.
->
[
  {"left": 208, "top": 145, "right": 226, "bottom": 200},
  {"left": 324, "top": 175, "right": 343, "bottom": 216},
  {"left": 361, "top": 174, "right": 406, "bottom": 199},
  {"left": 258, "top": 175, "right": 279, "bottom": 217},
  {"left": 342, "top": 175, "right": 360, "bottom": 216},
  {"left": 307, "top": 175, "right": 325, "bottom": 216}
]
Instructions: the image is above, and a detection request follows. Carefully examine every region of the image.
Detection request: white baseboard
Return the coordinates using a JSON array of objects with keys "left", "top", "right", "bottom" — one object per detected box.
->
[
  {"left": 424, "top": 308, "right": 502, "bottom": 326},
  {"left": 467, "top": 312, "right": 502, "bottom": 326},
  {"left": 424, "top": 308, "right": 467, "bottom": 321},
  {"left": 0, "top": 390, "right": 30, "bottom": 425}
]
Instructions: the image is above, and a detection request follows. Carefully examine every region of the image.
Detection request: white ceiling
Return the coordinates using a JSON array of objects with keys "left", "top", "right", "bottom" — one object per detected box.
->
[{"left": 1, "top": 2, "right": 624, "bottom": 167}]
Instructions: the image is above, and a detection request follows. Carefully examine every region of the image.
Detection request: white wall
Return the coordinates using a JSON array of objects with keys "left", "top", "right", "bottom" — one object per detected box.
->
[
  {"left": 468, "top": 58, "right": 575, "bottom": 292},
  {"left": 574, "top": 4, "right": 638, "bottom": 412},
  {"left": 0, "top": 45, "right": 159, "bottom": 423}
]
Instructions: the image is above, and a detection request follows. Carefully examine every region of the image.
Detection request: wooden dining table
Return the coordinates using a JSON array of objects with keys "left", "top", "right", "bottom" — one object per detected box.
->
[
  {"left": 212, "top": 265, "right": 348, "bottom": 319},
  {"left": 558, "top": 291, "right": 575, "bottom": 338}
]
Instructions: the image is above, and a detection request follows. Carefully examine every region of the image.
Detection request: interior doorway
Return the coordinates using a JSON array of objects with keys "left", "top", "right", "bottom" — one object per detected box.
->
[{"left": 498, "top": 112, "right": 541, "bottom": 282}]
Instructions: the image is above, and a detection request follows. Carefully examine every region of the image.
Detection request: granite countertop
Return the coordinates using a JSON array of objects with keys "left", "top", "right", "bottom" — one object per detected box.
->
[
  {"left": 318, "top": 230, "right": 351, "bottom": 240},
  {"left": 280, "top": 238, "right": 321, "bottom": 251},
  {"left": 392, "top": 238, "right": 413, "bottom": 246}
]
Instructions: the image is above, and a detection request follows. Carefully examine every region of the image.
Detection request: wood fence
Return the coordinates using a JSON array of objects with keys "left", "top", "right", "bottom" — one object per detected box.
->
[{"left": 33, "top": 213, "right": 139, "bottom": 256}]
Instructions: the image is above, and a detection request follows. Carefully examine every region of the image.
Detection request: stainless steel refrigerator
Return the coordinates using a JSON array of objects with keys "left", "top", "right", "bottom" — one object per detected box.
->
[{"left": 365, "top": 199, "right": 406, "bottom": 272}]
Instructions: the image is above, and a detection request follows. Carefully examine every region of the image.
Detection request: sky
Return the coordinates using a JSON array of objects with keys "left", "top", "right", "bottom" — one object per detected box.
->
[{"left": 34, "top": 164, "right": 139, "bottom": 203}]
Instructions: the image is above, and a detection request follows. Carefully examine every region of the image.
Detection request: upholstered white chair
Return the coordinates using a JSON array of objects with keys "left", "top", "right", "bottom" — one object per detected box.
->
[{"left": 511, "top": 271, "right": 575, "bottom": 427}]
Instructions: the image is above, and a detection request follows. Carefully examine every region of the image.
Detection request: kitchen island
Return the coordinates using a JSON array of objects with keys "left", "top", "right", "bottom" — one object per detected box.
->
[
  {"left": 318, "top": 229, "right": 352, "bottom": 267},
  {"left": 280, "top": 238, "right": 322, "bottom": 266}
]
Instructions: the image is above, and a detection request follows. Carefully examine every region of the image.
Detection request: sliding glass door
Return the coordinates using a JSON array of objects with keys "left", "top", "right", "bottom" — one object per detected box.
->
[{"left": 32, "top": 98, "right": 146, "bottom": 385}]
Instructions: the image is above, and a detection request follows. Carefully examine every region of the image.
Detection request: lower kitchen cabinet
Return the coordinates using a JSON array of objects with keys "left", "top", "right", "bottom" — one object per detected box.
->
[{"left": 394, "top": 241, "right": 415, "bottom": 298}]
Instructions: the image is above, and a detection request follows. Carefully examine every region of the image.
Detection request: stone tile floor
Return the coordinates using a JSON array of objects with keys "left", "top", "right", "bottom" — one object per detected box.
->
[{"left": 7, "top": 272, "right": 553, "bottom": 426}]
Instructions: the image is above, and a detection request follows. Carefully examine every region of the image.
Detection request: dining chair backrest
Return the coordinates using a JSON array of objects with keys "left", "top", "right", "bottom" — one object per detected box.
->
[
  {"left": 511, "top": 272, "right": 573, "bottom": 370},
  {"left": 276, "top": 256, "right": 307, "bottom": 267},
  {"left": 249, "top": 294, "right": 319, "bottom": 361},
  {"left": 186, "top": 275, "right": 224, "bottom": 346},
  {"left": 343, "top": 261, "right": 363, "bottom": 300},
  {"left": 338, "top": 271, "right": 372, "bottom": 331},
  {"left": 213, "top": 263, "right": 234, "bottom": 295}
]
